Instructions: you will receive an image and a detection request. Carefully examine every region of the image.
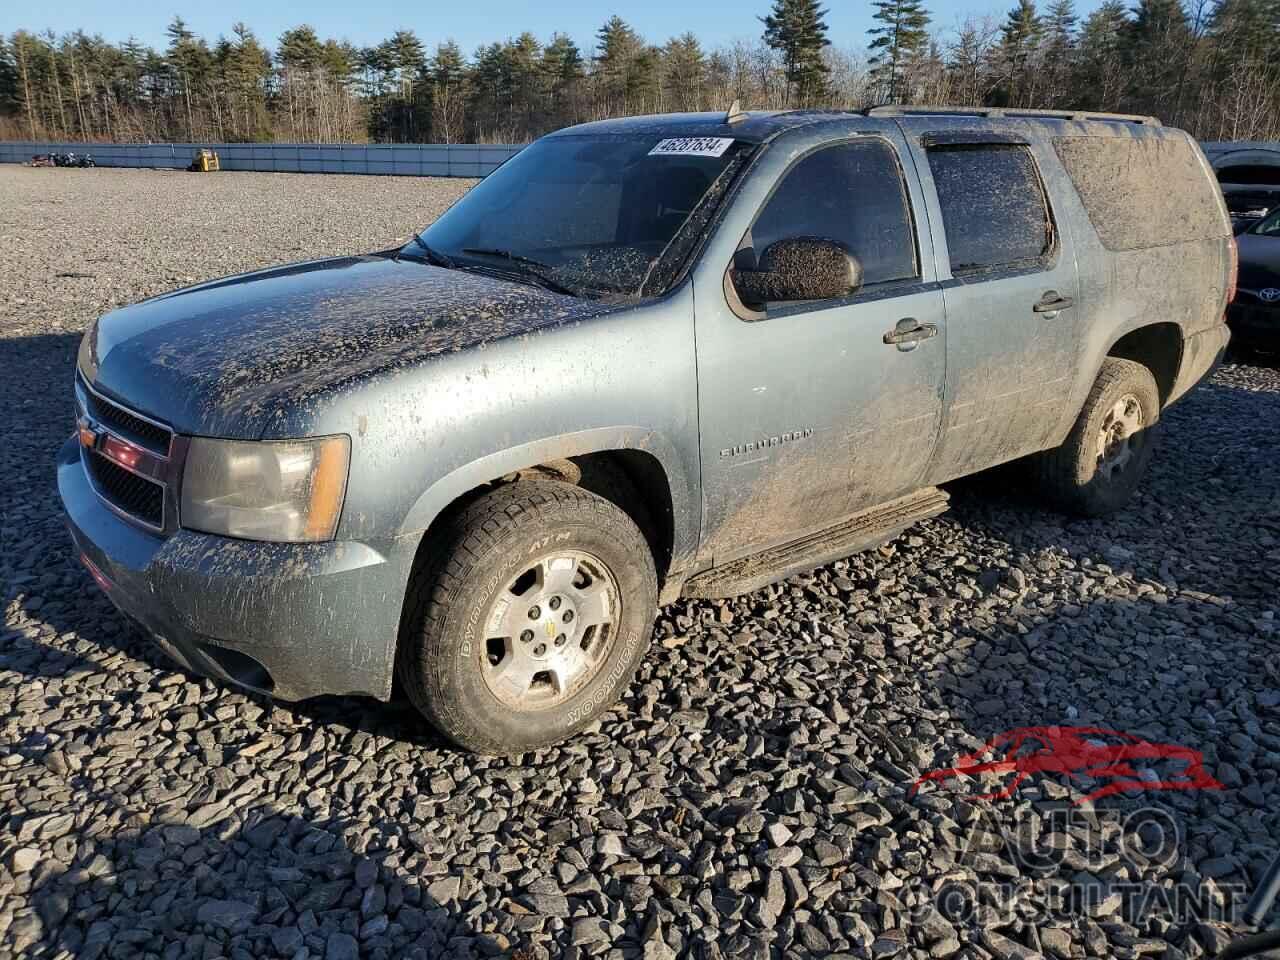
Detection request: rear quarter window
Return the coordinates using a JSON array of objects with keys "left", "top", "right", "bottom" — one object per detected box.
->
[{"left": 1052, "top": 136, "right": 1228, "bottom": 250}]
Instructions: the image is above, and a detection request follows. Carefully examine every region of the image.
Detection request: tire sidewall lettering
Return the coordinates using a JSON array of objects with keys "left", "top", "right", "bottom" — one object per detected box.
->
[
  {"left": 561, "top": 628, "right": 641, "bottom": 729},
  {"left": 460, "top": 547, "right": 527, "bottom": 660}
]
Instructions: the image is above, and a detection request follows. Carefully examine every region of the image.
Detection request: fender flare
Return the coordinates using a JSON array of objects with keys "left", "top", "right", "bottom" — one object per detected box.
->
[
  {"left": 1054, "top": 319, "right": 1188, "bottom": 447},
  {"left": 396, "top": 425, "right": 698, "bottom": 564}
]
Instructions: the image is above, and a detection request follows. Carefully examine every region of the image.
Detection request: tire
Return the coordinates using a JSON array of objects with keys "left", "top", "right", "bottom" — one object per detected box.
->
[
  {"left": 1031, "top": 357, "right": 1161, "bottom": 517},
  {"left": 396, "top": 479, "right": 657, "bottom": 755}
]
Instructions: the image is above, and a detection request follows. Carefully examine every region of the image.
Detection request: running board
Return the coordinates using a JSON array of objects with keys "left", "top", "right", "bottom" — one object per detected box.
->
[{"left": 682, "top": 487, "right": 950, "bottom": 599}]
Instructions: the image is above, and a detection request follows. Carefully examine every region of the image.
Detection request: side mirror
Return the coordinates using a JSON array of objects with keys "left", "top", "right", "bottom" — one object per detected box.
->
[{"left": 732, "top": 237, "right": 862, "bottom": 305}]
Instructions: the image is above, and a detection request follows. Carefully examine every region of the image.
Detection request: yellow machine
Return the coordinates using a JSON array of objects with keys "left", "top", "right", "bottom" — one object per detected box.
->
[{"left": 189, "top": 149, "right": 220, "bottom": 172}]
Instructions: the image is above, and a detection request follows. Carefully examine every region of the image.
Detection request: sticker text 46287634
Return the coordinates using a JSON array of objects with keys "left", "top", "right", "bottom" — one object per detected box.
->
[{"left": 648, "top": 137, "right": 735, "bottom": 158}]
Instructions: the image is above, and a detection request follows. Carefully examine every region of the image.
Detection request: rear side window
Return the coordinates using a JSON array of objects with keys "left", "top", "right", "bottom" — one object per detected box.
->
[
  {"left": 748, "top": 140, "right": 918, "bottom": 286},
  {"left": 1053, "top": 136, "right": 1229, "bottom": 250},
  {"left": 926, "top": 144, "right": 1052, "bottom": 275}
]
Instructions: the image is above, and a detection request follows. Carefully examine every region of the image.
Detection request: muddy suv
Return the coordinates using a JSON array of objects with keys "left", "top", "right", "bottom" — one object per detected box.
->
[{"left": 60, "top": 107, "right": 1233, "bottom": 753}]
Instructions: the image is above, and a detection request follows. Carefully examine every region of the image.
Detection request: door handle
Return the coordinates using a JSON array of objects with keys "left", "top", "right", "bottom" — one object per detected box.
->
[
  {"left": 883, "top": 318, "right": 938, "bottom": 350},
  {"left": 1033, "top": 291, "right": 1075, "bottom": 314}
]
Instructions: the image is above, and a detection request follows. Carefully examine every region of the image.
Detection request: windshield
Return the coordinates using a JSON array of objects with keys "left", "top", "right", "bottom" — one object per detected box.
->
[
  {"left": 1251, "top": 207, "right": 1280, "bottom": 236},
  {"left": 415, "top": 134, "right": 747, "bottom": 297}
]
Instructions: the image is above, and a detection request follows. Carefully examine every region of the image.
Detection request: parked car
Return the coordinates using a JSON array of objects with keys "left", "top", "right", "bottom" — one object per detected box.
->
[
  {"left": 1227, "top": 206, "right": 1280, "bottom": 351},
  {"left": 1223, "top": 184, "right": 1280, "bottom": 234},
  {"left": 1203, "top": 140, "right": 1280, "bottom": 235},
  {"left": 59, "top": 107, "right": 1233, "bottom": 753}
]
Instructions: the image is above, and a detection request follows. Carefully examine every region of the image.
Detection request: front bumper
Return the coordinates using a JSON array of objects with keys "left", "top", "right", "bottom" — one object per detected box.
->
[
  {"left": 57, "top": 435, "right": 417, "bottom": 702},
  {"left": 1227, "top": 300, "right": 1280, "bottom": 349}
]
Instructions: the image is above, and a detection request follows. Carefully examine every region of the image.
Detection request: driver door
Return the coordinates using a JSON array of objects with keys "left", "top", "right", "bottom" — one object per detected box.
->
[{"left": 693, "top": 131, "right": 948, "bottom": 566}]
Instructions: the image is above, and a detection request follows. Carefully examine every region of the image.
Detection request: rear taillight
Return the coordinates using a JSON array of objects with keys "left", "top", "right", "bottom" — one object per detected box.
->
[{"left": 1227, "top": 236, "right": 1238, "bottom": 305}]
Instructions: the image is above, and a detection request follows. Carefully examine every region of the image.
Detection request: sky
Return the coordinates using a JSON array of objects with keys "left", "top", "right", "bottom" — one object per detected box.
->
[{"left": 15, "top": 0, "right": 1108, "bottom": 57}]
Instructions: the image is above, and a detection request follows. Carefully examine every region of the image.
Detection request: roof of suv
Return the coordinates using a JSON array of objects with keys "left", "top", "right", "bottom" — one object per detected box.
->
[
  {"left": 549, "top": 106, "right": 1163, "bottom": 145},
  {"left": 547, "top": 110, "right": 870, "bottom": 144}
]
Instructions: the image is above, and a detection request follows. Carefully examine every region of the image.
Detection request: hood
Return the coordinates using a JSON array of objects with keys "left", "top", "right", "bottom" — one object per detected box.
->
[
  {"left": 1237, "top": 232, "right": 1280, "bottom": 292},
  {"left": 80, "top": 255, "right": 616, "bottom": 438}
]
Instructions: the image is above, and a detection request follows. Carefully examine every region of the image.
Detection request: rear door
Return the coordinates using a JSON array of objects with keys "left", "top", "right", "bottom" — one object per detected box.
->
[
  {"left": 900, "top": 127, "right": 1083, "bottom": 482},
  {"left": 692, "top": 128, "right": 947, "bottom": 566}
]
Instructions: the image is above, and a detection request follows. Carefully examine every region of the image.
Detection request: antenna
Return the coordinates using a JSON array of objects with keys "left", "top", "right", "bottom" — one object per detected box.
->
[{"left": 725, "top": 99, "right": 747, "bottom": 125}]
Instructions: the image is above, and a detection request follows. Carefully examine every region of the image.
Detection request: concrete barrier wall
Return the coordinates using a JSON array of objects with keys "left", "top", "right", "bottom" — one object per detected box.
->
[{"left": 0, "top": 141, "right": 523, "bottom": 177}]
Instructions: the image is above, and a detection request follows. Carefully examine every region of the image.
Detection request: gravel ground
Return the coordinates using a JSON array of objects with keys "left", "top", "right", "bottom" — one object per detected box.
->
[{"left": 1, "top": 165, "right": 1278, "bottom": 960}]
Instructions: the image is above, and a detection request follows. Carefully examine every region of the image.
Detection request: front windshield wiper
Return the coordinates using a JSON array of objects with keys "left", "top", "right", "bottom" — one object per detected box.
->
[
  {"left": 460, "top": 247, "right": 581, "bottom": 297},
  {"left": 411, "top": 234, "right": 456, "bottom": 268}
]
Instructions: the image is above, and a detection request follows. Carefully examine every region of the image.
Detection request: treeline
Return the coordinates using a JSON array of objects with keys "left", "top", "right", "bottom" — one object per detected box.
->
[{"left": 1, "top": 0, "right": 1278, "bottom": 147}]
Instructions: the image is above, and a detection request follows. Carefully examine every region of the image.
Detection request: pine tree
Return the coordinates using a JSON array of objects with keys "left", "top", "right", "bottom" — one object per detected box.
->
[
  {"left": 867, "top": 0, "right": 931, "bottom": 103},
  {"left": 119, "top": 36, "right": 149, "bottom": 107},
  {"left": 507, "top": 33, "right": 543, "bottom": 133},
  {"left": 470, "top": 43, "right": 511, "bottom": 135},
  {"left": 166, "top": 16, "right": 211, "bottom": 139},
  {"left": 664, "top": 33, "right": 707, "bottom": 111},
  {"left": 630, "top": 44, "right": 663, "bottom": 111},
  {"left": 1076, "top": 0, "right": 1130, "bottom": 108},
  {"left": 0, "top": 38, "right": 15, "bottom": 121},
  {"left": 277, "top": 26, "right": 323, "bottom": 71},
  {"left": 1040, "top": 0, "right": 1077, "bottom": 106},
  {"left": 762, "top": 0, "right": 832, "bottom": 106},
  {"left": 428, "top": 41, "right": 467, "bottom": 143},
  {"left": 595, "top": 16, "right": 644, "bottom": 114},
  {"left": 9, "top": 31, "right": 40, "bottom": 138},
  {"left": 994, "top": 0, "right": 1042, "bottom": 106},
  {"left": 222, "top": 23, "right": 270, "bottom": 140},
  {"left": 1125, "top": 0, "right": 1192, "bottom": 119},
  {"left": 387, "top": 30, "right": 425, "bottom": 90},
  {"left": 542, "top": 32, "right": 583, "bottom": 118},
  {"left": 1206, "top": 0, "right": 1280, "bottom": 62},
  {"left": 324, "top": 41, "right": 356, "bottom": 79}
]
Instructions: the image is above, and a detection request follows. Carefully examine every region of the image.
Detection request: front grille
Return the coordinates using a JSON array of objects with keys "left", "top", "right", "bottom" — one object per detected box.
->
[
  {"left": 86, "top": 450, "right": 164, "bottom": 528},
  {"left": 78, "top": 376, "right": 172, "bottom": 455},
  {"left": 1231, "top": 304, "right": 1279, "bottom": 328}
]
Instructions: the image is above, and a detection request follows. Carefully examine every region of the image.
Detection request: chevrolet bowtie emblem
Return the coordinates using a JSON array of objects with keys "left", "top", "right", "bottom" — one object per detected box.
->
[{"left": 545, "top": 620, "right": 557, "bottom": 638}]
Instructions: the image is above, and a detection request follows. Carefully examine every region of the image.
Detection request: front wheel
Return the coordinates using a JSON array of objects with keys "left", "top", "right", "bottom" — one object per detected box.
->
[
  {"left": 1030, "top": 357, "right": 1161, "bottom": 517},
  {"left": 396, "top": 479, "right": 657, "bottom": 754}
]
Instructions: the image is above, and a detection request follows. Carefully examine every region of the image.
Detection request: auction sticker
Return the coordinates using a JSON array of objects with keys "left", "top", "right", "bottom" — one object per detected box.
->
[{"left": 649, "top": 137, "right": 735, "bottom": 158}]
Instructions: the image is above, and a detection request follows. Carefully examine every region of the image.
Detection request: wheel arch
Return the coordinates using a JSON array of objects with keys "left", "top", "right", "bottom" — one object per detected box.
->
[
  {"left": 397, "top": 427, "right": 696, "bottom": 590},
  {"left": 1104, "top": 321, "right": 1184, "bottom": 408}
]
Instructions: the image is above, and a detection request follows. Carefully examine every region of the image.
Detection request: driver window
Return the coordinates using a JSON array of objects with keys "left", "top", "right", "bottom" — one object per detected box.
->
[{"left": 745, "top": 140, "right": 918, "bottom": 286}]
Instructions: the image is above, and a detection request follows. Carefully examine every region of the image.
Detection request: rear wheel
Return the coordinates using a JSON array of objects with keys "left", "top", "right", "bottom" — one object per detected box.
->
[
  {"left": 397, "top": 479, "right": 657, "bottom": 754},
  {"left": 1031, "top": 357, "right": 1161, "bottom": 517}
]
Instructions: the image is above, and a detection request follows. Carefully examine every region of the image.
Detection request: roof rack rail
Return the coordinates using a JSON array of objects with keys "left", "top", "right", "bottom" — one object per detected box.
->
[{"left": 865, "top": 105, "right": 1161, "bottom": 126}]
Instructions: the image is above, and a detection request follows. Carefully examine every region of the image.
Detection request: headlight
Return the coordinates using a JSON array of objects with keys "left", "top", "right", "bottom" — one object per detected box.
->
[{"left": 181, "top": 436, "right": 350, "bottom": 542}]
